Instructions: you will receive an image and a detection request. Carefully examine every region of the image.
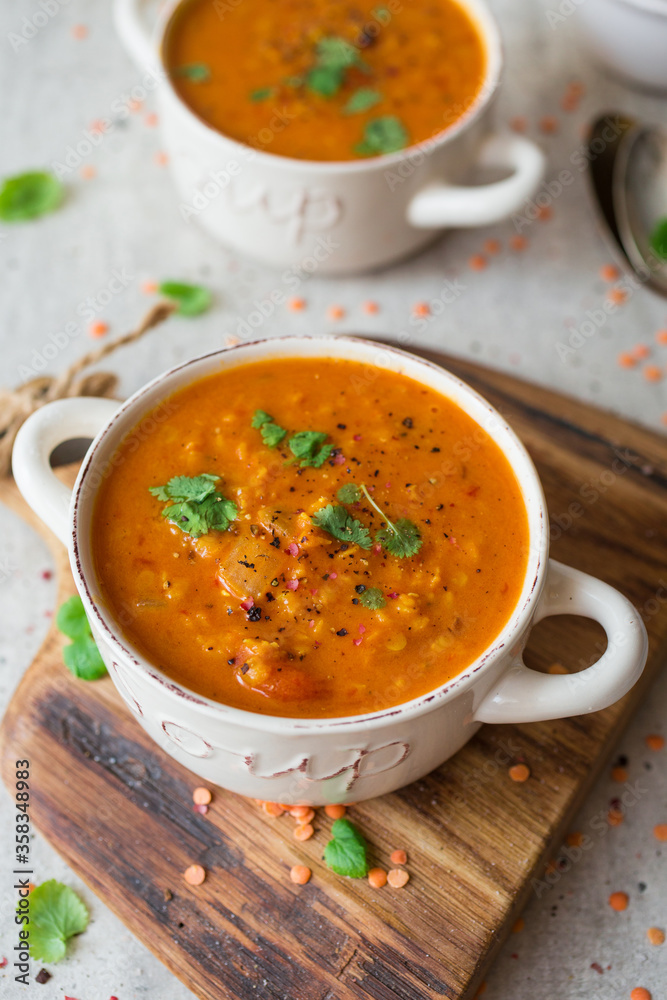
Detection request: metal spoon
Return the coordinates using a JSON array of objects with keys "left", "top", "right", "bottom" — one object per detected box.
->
[
  {"left": 613, "top": 123, "right": 667, "bottom": 295},
  {"left": 585, "top": 112, "right": 636, "bottom": 274}
]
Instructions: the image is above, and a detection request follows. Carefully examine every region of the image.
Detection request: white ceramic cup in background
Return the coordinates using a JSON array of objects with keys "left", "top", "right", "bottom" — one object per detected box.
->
[
  {"left": 113, "top": 0, "right": 545, "bottom": 273},
  {"left": 575, "top": 0, "right": 667, "bottom": 93},
  {"left": 12, "top": 337, "right": 648, "bottom": 804}
]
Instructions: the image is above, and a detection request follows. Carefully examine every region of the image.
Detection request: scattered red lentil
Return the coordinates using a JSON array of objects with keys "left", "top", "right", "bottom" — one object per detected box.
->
[
  {"left": 512, "top": 917, "right": 525, "bottom": 933},
  {"left": 630, "top": 989, "right": 652, "bottom": 1000},
  {"left": 387, "top": 868, "right": 410, "bottom": 888},
  {"left": 566, "top": 831, "right": 583, "bottom": 848},
  {"left": 646, "top": 734, "right": 665, "bottom": 751},
  {"left": 71, "top": 24, "right": 88, "bottom": 39},
  {"left": 368, "top": 868, "right": 388, "bottom": 888},
  {"left": 362, "top": 300, "right": 379, "bottom": 314},
  {"left": 643, "top": 365, "right": 663, "bottom": 383},
  {"left": 155, "top": 151, "right": 169, "bottom": 166},
  {"left": 539, "top": 115, "right": 559, "bottom": 134},
  {"left": 632, "top": 344, "right": 651, "bottom": 359},
  {"left": 548, "top": 662, "right": 569, "bottom": 674},
  {"left": 287, "top": 296, "right": 306, "bottom": 311},
  {"left": 88, "top": 321, "right": 108, "bottom": 338},
  {"left": 325, "top": 804, "right": 346, "bottom": 820},
  {"left": 412, "top": 301, "right": 430, "bottom": 317},
  {"left": 608, "top": 288, "right": 628, "bottom": 305},
  {"left": 509, "top": 763, "right": 530, "bottom": 783},
  {"left": 509, "top": 116, "right": 526, "bottom": 132},
  {"left": 128, "top": 99, "right": 143, "bottom": 113},
  {"left": 294, "top": 823, "right": 314, "bottom": 841},
  {"left": 193, "top": 787, "right": 212, "bottom": 805},
  {"left": 609, "top": 891, "right": 629, "bottom": 911},
  {"left": 611, "top": 766, "right": 629, "bottom": 783},
  {"left": 184, "top": 864, "right": 206, "bottom": 886},
  {"left": 484, "top": 239, "right": 501, "bottom": 255},
  {"left": 647, "top": 927, "right": 665, "bottom": 945},
  {"left": 326, "top": 305, "right": 345, "bottom": 321},
  {"left": 290, "top": 865, "right": 311, "bottom": 884},
  {"left": 262, "top": 802, "right": 285, "bottom": 818},
  {"left": 618, "top": 352, "right": 638, "bottom": 369},
  {"left": 141, "top": 280, "right": 158, "bottom": 294},
  {"left": 608, "top": 807, "right": 624, "bottom": 827},
  {"left": 390, "top": 849, "right": 407, "bottom": 865},
  {"left": 80, "top": 165, "right": 96, "bottom": 180},
  {"left": 536, "top": 205, "right": 553, "bottom": 222},
  {"left": 293, "top": 807, "right": 315, "bottom": 824},
  {"left": 468, "top": 254, "right": 487, "bottom": 271},
  {"left": 600, "top": 264, "right": 621, "bottom": 282},
  {"left": 144, "top": 112, "right": 158, "bottom": 127},
  {"left": 509, "top": 235, "right": 528, "bottom": 251},
  {"left": 653, "top": 823, "right": 667, "bottom": 842}
]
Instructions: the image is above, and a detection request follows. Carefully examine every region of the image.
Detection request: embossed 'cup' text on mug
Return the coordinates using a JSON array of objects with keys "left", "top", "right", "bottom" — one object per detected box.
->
[
  {"left": 12, "top": 337, "right": 648, "bottom": 805},
  {"left": 112, "top": 0, "right": 545, "bottom": 273}
]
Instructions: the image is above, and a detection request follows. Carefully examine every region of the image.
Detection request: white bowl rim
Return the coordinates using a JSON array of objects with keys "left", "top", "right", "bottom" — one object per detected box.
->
[
  {"left": 71, "top": 334, "right": 548, "bottom": 733},
  {"left": 155, "top": 0, "right": 504, "bottom": 173}
]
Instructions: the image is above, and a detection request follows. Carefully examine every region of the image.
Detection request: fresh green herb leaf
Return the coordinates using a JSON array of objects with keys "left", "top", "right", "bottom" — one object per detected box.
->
[
  {"left": 149, "top": 473, "right": 219, "bottom": 504},
  {"left": 344, "top": 87, "right": 382, "bottom": 115},
  {"left": 323, "top": 818, "right": 368, "bottom": 878},
  {"left": 355, "top": 115, "right": 408, "bottom": 156},
  {"left": 359, "top": 586, "right": 386, "bottom": 609},
  {"left": 284, "top": 75, "right": 304, "bottom": 87},
  {"left": 288, "top": 430, "right": 333, "bottom": 468},
  {"left": 250, "top": 86, "right": 274, "bottom": 101},
  {"left": 650, "top": 217, "right": 667, "bottom": 260},
  {"left": 372, "top": 6, "right": 391, "bottom": 23},
  {"left": 336, "top": 483, "right": 363, "bottom": 504},
  {"left": 0, "top": 171, "right": 64, "bottom": 222},
  {"left": 175, "top": 63, "right": 211, "bottom": 82},
  {"left": 150, "top": 474, "right": 238, "bottom": 537},
  {"left": 307, "top": 65, "right": 345, "bottom": 97},
  {"left": 306, "top": 35, "right": 368, "bottom": 98},
  {"left": 312, "top": 504, "right": 371, "bottom": 548},
  {"left": 56, "top": 595, "right": 92, "bottom": 640},
  {"left": 19, "top": 880, "right": 89, "bottom": 963},
  {"left": 376, "top": 517, "right": 422, "bottom": 558},
  {"left": 252, "top": 410, "right": 287, "bottom": 448},
  {"left": 158, "top": 281, "right": 212, "bottom": 316},
  {"left": 56, "top": 596, "right": 107, "bottom": 680}
]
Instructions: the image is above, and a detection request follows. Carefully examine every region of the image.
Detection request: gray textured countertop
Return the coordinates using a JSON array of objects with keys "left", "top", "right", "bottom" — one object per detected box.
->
[{"left": 1, "top": 0, "right": 666, "bottom": 997}]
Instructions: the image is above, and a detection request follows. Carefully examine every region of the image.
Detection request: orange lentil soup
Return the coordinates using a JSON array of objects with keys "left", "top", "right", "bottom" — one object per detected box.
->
[
  {"left": 92, "top": 358, "right": 529, "bottom": 718},
  {"left": 164, "top": 0, "right": 486, "bottom": 161}
]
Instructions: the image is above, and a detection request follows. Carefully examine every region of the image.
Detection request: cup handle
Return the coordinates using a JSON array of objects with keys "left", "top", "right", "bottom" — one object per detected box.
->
[
  {"left": 407, "top": 133, "right": 545, "bottom": 228},
  {"left": 12, "top": 398, "right": 121, "bottom": 547},
  {"left": 473, "top": 560, "right": 648, "bottom": 724},
  {"left": 114, "top": 0, "right": 159, "bottom": 69}
]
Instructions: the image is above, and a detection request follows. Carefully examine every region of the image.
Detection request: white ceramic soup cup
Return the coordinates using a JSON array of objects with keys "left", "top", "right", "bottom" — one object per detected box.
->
[
  {"left": 12, "top": 337, "right": 647, "bottom": 805},
  {"left": 113, "top": 0, "right": 545, "bottom": 273}
]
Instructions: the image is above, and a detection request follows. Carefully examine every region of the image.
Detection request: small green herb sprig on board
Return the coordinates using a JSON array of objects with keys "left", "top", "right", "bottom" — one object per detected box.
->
[
  {"left": 56, "top": 596, "right": 107, "bottom": 680},
  {"left": 323, "top": 818, "right": 369, "bottom": 877},
  {"left": 18, "top": 880, "right": 89, "bottom": 962},
  {"left": 0, "top": 171, "right": 64, "bottom": 222},
  {"left": 149, "top": 474, "right": 238, "bottom": 537}
]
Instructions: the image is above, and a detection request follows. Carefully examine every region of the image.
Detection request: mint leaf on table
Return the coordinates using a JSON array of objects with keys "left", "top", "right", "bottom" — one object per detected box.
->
[
  {"left": 312, "top": 504, "right": 371, "bottom": 549},
  {"left": 288, "top": 430, "right": 333, "bottom": 468},
  {"left": 149, "top": 473, "right": 238, "bottom": 537},
  {"left": 175, "top": 63, "right": 210, "bottom": 82},
  {"left": 323, "top": 818, "right": 368, "bottom": 878},
  {"left": 0, "top": 171, "right": 64, "bottom": 222},
  {"left": 56, "top": 596, "right": 106, "bottom": 680},
  {"left": 252, "top": 410, "right": 287, "bottom": 448},
  {"left": 650, "top": 217, "right": 667, "bottom": 260},
  {"left": 344, "top": 88, "right": 382, "bottom": 115},
  {"left": 19, "top": 880, "right": 89, "bottom": 963},
  {"left": 355, "top": 116, "right": 408, "bottom": 156},
  {"left": 158, "top": 281, "right": 212, "bottom": 316},
  {"left": 359, "top": 586, "right": 386, "bottom": 609}
]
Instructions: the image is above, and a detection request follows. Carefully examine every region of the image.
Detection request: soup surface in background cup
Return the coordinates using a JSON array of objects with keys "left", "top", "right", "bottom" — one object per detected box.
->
[
  {"left": 12, "top": 337, "right": 647, "bottom": 803},
  {"left": 165, "top": 0, "right": 487, "bottom": 161},
  {"left": 114, "top": 0, "right": 546, "bottom": 271},
  {"left": 91, "top": 356, "right": 529, "bottom": 718}
]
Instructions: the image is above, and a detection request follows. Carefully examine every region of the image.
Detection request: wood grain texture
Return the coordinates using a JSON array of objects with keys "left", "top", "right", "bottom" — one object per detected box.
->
[{"left": 2, "top": 351, "right": 667, "bottom": 1000}]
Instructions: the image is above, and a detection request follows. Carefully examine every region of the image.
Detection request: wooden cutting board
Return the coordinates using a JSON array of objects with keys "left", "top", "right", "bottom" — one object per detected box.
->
[{"left": 2, "top": 349, "right": 667, "bottom": 1000}]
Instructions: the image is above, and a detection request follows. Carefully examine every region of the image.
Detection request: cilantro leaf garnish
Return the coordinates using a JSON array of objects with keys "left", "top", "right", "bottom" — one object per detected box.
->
[
  {"left": 149, "top": 474, "right": 238, "bottom": 537},
  {"left": 0, "top": 171, "right": 64, "bottom": 222},
  {"left": 336, "top": 482, "right": 422, "bottom": 558},
  {"left": 344, "top": 87, "right": 382, "bottom": 115},
  {"left": 650, "top": 217, "right": 667, "bottom": 260},
  {"left": 355, "top": 115, "right": 408, "bottom": 156},
  {"left": 175, "top": 63, "right": 210, "bottom": 82},
  {"left": 250, "top": 86, "right": 274, "bottom": 101},
  {"left": 359, "top": 586, "right": 386, "bottom": 609},
  {"left": 56, "top": 596, "right": 107, "bottom": 680},
  {"left": 323, "top": 818, "right": 368, "bottom": 878},
  {"left": 252, "top": 410, "right": 287, "bottom": 448},
  {"left": 312, "top": 504, "right": 371, "bottom": 549},
  {"left": 158, "top": 281, "right": 212, "bottom": 316},
  {"left": 306, "top": 36, "right": 368, "bottom": 98},
  {"left": 288, "top": 430, "right": 333, "bottom": 468},
  {"left": 19, "top": 880, "right": 89, "bottom": 963}
]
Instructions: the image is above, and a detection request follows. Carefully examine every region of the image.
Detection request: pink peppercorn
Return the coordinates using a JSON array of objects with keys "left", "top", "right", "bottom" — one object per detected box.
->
[
  {"left": 353, "top": 434, "right": 362, "bottom": 441},
  {"left": 388, "top": 592, "right": 399, "bottom": 599},
  {"left": 286, "top": 579, "right": 299, "bottom": 591},
  {"left": 329, "top": 572, "right": 338, "bottom": 580},
  {"left": 193, "top": 803, "right": 208, "bottom": 815},
  {"left": 358, "top": 624, "right": 366, "bottom": 634},
  {"left": 286, "top": 543, "right": 299, "bottom": 556},
  {"left": 333, "top": 453, "right": 346, "bottom": 465},
  {"left": 240, "top": 598, "right": 253, "bottom": 611},
  {"left": 353, "top": 638, "right": 362, "bottom": 646}
]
